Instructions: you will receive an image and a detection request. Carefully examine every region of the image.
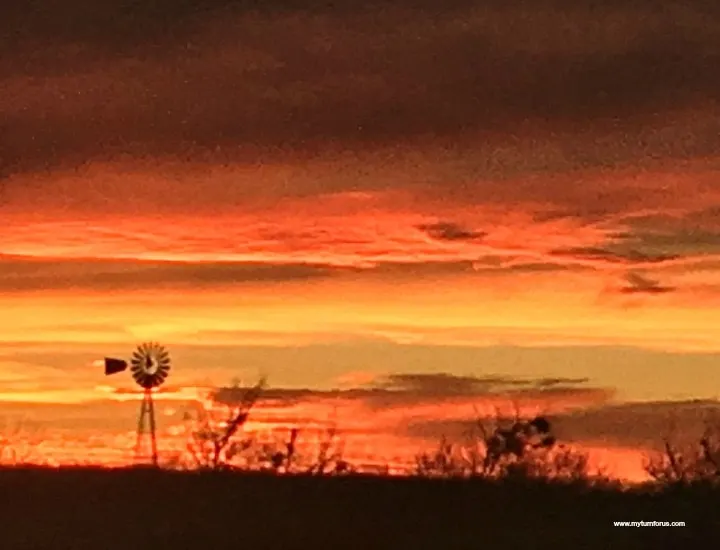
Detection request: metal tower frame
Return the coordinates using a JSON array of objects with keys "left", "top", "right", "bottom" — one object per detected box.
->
[{"left": 135, "top": 388, "right": 158, "bottom": 467}]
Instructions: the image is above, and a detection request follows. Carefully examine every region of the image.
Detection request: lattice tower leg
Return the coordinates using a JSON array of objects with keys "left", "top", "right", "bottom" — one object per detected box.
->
[{"left": 135, "top": 388, "right": 158, "bottom": 467}]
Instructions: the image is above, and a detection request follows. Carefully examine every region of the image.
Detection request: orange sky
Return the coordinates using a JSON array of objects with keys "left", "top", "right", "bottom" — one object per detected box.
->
[
  {"left": 2, "top": 161, "right": 720, "bottom": 481},
  {"left": 2, "top": 0, "right": 720, "bottom": 479},
  {"left": 2, "top": 162, "right": 720, "bottom": 400}
]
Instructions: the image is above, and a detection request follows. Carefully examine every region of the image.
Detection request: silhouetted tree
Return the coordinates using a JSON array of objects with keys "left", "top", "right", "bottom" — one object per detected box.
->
[{"left": 185, "top": 377, "right": 266, "bottom": 470}]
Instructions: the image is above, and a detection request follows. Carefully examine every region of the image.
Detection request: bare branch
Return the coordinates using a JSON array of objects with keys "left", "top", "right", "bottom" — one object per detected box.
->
[{"left": 215, "top": 376, "right": 267, "bottom": 453}]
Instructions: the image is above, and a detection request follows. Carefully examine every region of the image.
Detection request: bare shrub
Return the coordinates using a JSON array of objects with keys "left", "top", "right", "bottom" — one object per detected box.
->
[
  {"left": 0, "top": 419, "right": 46, "bottom": 466},
  {"left": 415, "top": 401, "right": 602, "bottom": 484},
  {"left": 415, "top": 436, "right": 467, "bottom": 478},
  {"left": 645, "top": 422, "right": 720, "bottom": 485},
  {"left": 305, "top": 421, "right": 353, "bottom": 475},
  {"left": 181, "top": 379, "right": 356, "bottom": 475},
  {"left": 184, "top": 377, "right": 266, "bottom": 470}
]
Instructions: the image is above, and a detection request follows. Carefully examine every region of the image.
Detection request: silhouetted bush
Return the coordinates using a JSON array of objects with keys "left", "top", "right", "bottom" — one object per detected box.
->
[
  {"left": 415, "top": 404, "right": 612, "bottom": 486},
  {"left": 181, "top": 379, "right": 354, "bottom": 475}
]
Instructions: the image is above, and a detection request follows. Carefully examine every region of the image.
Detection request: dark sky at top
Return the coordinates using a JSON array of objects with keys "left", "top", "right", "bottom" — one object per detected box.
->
[{"left": 2, "top": 0, "right": 720, "bottom": 178}]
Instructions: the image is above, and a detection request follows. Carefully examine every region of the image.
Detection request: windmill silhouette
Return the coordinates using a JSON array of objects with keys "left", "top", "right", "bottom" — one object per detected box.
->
[{"left": 101, "top": 342, "right": 171, "bottom": 467}]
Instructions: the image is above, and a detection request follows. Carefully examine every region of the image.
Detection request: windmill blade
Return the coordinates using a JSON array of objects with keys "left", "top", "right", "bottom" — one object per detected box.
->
[{"left": 130, "top": 342, "right": 172, "bottom": 388}]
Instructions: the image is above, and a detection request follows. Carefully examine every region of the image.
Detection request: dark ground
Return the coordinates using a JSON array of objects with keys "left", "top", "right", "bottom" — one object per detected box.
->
[{"left": 0, "top": 468, "right": 717, "bottom": 549}]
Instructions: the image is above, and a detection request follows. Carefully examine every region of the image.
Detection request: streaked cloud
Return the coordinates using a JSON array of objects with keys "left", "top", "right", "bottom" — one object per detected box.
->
[
  {"left": 619, "top": 272, "right": 676, "bottom": 295},
  {"left": 0, "top": 255, "right": 338, "bottom": 292},
  {"left": 416, "top": 222, "right": 486, "bottom": 242},
  {"left": 550, "top": 246, "right": 680, "bottom": 267},
  {"left": 370, "top": 372, "right": 590, "bottom": 395}
]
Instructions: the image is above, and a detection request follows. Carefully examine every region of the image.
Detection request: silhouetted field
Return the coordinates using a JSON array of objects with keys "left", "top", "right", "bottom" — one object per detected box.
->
[{"left": 0, "top": 467, "right": 717, "bottom": 549}]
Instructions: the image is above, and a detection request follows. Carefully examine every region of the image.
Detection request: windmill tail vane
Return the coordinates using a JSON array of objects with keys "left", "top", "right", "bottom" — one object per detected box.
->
[{"left": 103, "top": 357, "right": 128, "bottom": 376}]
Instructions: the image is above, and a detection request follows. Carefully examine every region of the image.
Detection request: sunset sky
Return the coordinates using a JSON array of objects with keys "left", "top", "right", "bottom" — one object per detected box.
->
[{"left": 1, "top": 0, "right": 720, "bottom": 478}]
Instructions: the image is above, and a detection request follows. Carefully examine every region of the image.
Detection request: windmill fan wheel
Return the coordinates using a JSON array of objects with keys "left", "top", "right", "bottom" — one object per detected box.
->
[{"left": 131, "top": 342, "right": 171, "bottom": 388}]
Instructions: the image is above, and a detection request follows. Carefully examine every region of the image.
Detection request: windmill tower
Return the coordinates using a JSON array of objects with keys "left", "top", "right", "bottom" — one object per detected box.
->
[{"left": 102, "top": 342, "right": 171, "bottom": 467}]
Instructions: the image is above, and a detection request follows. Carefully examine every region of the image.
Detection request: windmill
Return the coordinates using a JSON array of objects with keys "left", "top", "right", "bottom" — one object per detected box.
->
[{"left": 102, "top": 342, "right": 171, "bottom": 467}]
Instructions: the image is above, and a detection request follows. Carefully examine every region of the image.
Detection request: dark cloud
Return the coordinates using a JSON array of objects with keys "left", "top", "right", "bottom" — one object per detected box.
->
[
  {"left": 370, "top": 372, "right": 594, "bottom": 396},
  {"left": 471, "top": 259, "right": 587, "bottom": 275},
  {"left": 619, "top": 271, "right": 676, "bottom": 294},
  {"left": 612, "top": 214, "right": 720, "bottom": 256},
  {"left": 500, "top": 263, "right": 580, "bottom": 274},
  {"left": 0, "top": 256, "right": 339, "bottom": 292},
  {"left": 374, "top": 372, "right": 531, "bottom": 395},
  {"left": 367, "top": 260, "right": 478, "bottom": 276},
  {"left": 209, "top": 372, "right": 603, "bottom": 410},
  {"left": 550, "top": 246, "right": 680, "bottom": 266},
  {"left": 210, "top": 386, "right": 376, "bottom": 407},
  {"left": 416, "top": 222, "right": 486, "bottom": 242},
  {"left": 555, "top": 399, "right": 720, "bottom": 449},
  {"left": 689, "top": 206, "right": 720, "bottom": 229},
  {"left": 0, "top": 254, "right": 592, "bottom": 292},
  {"left": 534, "top": 377, "right": 590, "bottom": 388},
  {"left": 629, "top": 229, "right": 720, "bottom": 256},
  {"left": 2, "top": 1, "right": 720, "bottom": 177},
  {"left": 550, "top": 220, "right": 720, "bottom": 269}
]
